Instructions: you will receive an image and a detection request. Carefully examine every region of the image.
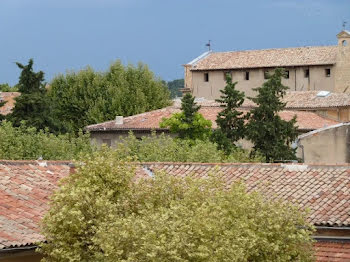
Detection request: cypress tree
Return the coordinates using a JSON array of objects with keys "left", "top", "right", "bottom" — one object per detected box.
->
[
  {"left": 246, "top": 68, "right": 298, "bottom": 162},
  {"left": 211, "top": 75, "right": 246, "bottom": 154}
]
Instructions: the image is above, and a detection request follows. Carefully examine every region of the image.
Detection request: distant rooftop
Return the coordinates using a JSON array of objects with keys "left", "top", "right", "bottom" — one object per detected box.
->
[{"left": 0, "top": 92, "right": 20, "bottom": 115}]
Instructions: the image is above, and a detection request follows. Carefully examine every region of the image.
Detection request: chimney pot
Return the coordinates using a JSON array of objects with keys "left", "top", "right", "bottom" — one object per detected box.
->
[{"left": 115, "top": 116, "right": 123, "bottom": 125}]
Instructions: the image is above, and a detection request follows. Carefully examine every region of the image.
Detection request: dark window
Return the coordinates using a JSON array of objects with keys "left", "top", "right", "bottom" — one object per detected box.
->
[
  {"left": 224, "top": 71, "right": 231, "bottom": 80},
  {"left": 204, "top": 73, "right": 209, "bottom": 82},
  {"left": 304, "top": 69, "right": 309, "bottom": 78},
  {"left": 285, "top": 70, "right": 290, "bottom": 79},
  {"left": 325, "top": 68, "right": 331, "bottom": 77},
  {"left": 245, "top": 71, "right": 249, "bottom": 80},
  {"left": 264, "top": 71, "right": 269, "bottom": 79},
  {"left": 102, "top": 139, "right": 111, "bottom": 147}
]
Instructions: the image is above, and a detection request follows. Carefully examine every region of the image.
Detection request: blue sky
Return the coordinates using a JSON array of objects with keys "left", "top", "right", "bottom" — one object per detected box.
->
[{"left": 0, "top": 0, "right": 349, "bottom": 85}]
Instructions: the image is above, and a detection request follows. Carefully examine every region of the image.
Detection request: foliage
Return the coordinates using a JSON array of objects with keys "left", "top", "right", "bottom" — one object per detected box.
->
[
  {"left": 0, "top": 83, "right": 18, "bottom": 92},
  {"left": 40, "top": 150, "right": 314, "bottom": 261},
  {"left": 48, "top": 60, "right": 171, "bottom": 133},
  {"left": 0, "top": 121, "right": 93, "bottom": 160},
  {"left": 6, "top": 59, "right": 58, "bottom": 132},
  {"left": 211, "top": 75, "right": 247, "bottom": 154},
  {"left": 114, "top": 132, "right": 263, "bottom": 163},
  {"left": 167, "top": 78, "right": 184, "bottom": 98},
  {"left": 160, "top": 93, "right": 212, "bottom": 141},
  {"left": 246, "top": 68, "right": 298, "bottom": 162}
]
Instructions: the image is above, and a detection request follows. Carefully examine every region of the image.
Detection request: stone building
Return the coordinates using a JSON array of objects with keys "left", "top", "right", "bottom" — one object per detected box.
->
[{"left": 183, "top": 30, "right": 350, "bottom": 99}]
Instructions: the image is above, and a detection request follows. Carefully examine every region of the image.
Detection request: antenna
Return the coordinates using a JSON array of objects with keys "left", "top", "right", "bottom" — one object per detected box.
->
[
  {"left": 343, "top": 21, "right": 347, "bottom": 30},
  {"left": 205, "top": 40, "right": 211, "bottom": 51}
]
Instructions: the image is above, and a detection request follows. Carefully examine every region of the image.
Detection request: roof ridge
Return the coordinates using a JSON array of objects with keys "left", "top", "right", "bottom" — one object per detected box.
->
[
  {"left": 212, "top": 45, "right": 337, "bottom": 54},
  {"left": 0, "top": 160, "right": 72, "bottom": 166}
]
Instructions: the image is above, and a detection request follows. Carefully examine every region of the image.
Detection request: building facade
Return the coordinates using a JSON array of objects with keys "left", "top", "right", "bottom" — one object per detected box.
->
[{"left": 183, "top": 31, "right": 350, "bottom": 99}]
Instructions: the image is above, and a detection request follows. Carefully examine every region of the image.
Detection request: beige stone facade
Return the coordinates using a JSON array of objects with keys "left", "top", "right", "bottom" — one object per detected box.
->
[{"left": 184, "top": 31, "right": 350, "bottom": 99}]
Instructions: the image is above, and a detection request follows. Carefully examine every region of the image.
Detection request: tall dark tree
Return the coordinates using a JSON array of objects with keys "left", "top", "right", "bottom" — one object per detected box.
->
[
  {"left": 7, "top": 59, "right": 57, "bottom": 131},
  {"left": 211, "top": 75, "right": 247, "bottom": 154},
  {"left": 160, "top": 93, "right": 211, "bottom": 140},
  {"left": 246, "top": 68, "right": 298, "bottom": 162},
  {"left": 167, "top": 79, "right": 184, "bottom": 98}
]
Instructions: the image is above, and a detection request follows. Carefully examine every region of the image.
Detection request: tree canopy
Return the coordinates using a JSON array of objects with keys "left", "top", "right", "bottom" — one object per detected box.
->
[
  {"left": 48, "top": 60, "right": 171, "bottom": 133},
  {"left": 246, "top": 68, "right": 298, "bottom": 162},
  {"left": 160, "top": 93, "right": 212, "bottom": 141},
  {"left": 167, "top": 78, "right": 184, "bottom": 98},
  {"left": 40, "top": 150, "right": 314, "bottom": 261}
]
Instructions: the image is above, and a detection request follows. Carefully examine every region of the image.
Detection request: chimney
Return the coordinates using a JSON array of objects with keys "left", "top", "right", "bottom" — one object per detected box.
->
[{"left": 115, "top": 116, "right": 123, "bottom": 125}]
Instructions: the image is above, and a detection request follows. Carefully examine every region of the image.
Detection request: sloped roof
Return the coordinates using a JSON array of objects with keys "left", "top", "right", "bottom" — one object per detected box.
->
[
  {"left": 0, "top": 161, "right": 71, "bottom": 250},
  {"left": 85, "top": 105, "right": 338, "bottom": 132},
  {"left": 141, "top": 163, "right": 350, "bottom": 227},
  {"left": 189, "top": 46, "right": 337, "bottom": 71},
  {"left": 0, "top": 92, "right": 20, "bottom": 115}
]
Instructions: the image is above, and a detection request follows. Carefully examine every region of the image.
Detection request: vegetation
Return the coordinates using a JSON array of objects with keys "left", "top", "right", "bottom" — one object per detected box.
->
[
  {"left": 0, "top": 83, "right": 18, "bottom": 92},
  {"left": 247, "top": 69, "right": 298, "bottom": 162},
  {"left": 160, "top": 93, "right": 212, "bottom": 141},
  {"left": 6, "top": 59, "right": 58, "bottom": 132},
  {"left": 0, "top": 121, "right": 93, "bottom": 160},
  {"left": 114, "top": 132, "right": 262, "bottom": 163},
  {"left": 48, "top": 61, "right": 171, "bottom": 133},
  {"left": 40, "top": 150, "right": 314, "bottom": 261},
  {"left": 167, "top": 78, "right": 184, "bottom": 98},
  {"left": 212, "top": 75, "right": 247, "bottom": 154}
]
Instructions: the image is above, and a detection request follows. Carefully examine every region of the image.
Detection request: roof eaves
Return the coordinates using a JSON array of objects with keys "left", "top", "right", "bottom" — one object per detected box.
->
[{"left": 186, "top": 51, "right": 212, "bottom": 66}]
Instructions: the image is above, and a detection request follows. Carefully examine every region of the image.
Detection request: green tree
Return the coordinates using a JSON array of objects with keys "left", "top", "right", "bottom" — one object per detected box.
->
[
  {"left": 246, "top": 68, "right": 298, "bottom": 162},
  {"left": 160, "top": 93, "right": 212, "bottom": 140},
  {"left": 6, "top": 59, "right": 57, "bottom": 131},
  {"left": 211, "top": 75, "right": 247, "bottom": 154},
  {"left": 167, "top": 78, "right": 184, "bottom": 98},
  {"left": 0, "top": 83, "right": 18, "bottom": 92},
  {"left": 49, "top": 60, "right": 171, "bottom": 133},
  {"left": 40, "top": 150, "right": 314, "bottom": 261}
]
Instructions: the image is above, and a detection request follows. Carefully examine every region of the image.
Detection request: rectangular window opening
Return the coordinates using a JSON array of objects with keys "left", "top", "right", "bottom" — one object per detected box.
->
[
  {"left": 204, "top": 73, "right": 209, "bottom": 82},
  {"left": 102, "top": 139, "right": 112, "bottom": 147},
  {"left": 245, "top": 71, "right": 249, "bottom": 80},
  {"left": 304, "top": 69, "right": 309, "bottom": 78},
  {"left": 224, "top": 71, "right": 231, "bottom": 81},
  {"left": 285, "top": 70, "right": 290, "bottom": 79},
  {"left": 325, "top": 68, "right": 331, "bottom": 77}
]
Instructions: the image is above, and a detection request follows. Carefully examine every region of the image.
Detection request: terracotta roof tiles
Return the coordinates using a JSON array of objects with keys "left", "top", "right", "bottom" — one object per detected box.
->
[{"left": 0, "top": 92, "right": 20, "bottom": 115}]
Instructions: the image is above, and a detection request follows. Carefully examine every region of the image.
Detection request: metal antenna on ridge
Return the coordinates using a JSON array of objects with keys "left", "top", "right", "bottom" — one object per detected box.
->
[
  {"left": 343, "top": 21, "right": 347, "bottom": 30},
  {"left": 205, "top": 40, "right": 211, "bottom": 51}
]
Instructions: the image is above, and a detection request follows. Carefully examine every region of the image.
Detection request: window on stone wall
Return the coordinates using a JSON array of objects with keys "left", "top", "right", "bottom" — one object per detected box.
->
[
  {"left": 304, "top": 69, "right": 309, "bottom": 78},
  {"left": 285, "top": 70, "right": 290, "bottom": 79},
  {"left": 325, "top": 68, "right": 331, "bottom": 77},
  {"left": 204, "top": 73, "right": 209, "bottom": 82},
  {"left": 102, "top": 139, "right": 112, "bottom": 147},
  {"left": 264, "top": 70, "right": 269, "bottom": 79},
  {"left": 223, "top": 71, "right": 231, "bottom": 81},
  {"left": 245, "top": 71, "right": 249, "bottom": 80}
]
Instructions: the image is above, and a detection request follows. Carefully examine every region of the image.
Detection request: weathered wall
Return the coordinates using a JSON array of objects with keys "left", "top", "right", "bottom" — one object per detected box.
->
[
  {"left": 297, "top": 123, "right": 350, "bottom": 164},
  {"left": 189, "top": 65, "right": 335, "bottom": 99},
  {"left": 335, "top": 32, "right": 350, "bottom": 93},
  {"left": 0, "top": 252, "right": 42, "bottom": 262}
]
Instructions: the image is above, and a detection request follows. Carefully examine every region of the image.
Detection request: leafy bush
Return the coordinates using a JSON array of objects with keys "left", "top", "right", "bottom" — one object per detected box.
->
[
  {"left": 40, "top": 150, "right": 314, "bottom": 261},
  {"left": 0, "top": 121, "right": 93, "bottom": 160},
  {"left": 114, "top": 132, "right": 264, "bottom": 163}
]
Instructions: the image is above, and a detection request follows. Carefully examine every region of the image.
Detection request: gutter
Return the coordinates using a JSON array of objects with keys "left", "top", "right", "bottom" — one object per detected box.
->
[{"left": 0, "top": 245, "right": 37, "bottom": 255}]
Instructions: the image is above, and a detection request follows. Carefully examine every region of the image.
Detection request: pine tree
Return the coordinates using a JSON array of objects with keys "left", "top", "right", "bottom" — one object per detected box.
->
[
  {"left": 211, "top": 75, "right": 246, "bottom": 154},
  {"left": 246, "top": 68, "right": 298, "bottom": 162},
  {"left": 7, "top": 59, "right": 57, "bottom": 132},
  {"left": 160, "top": 93, "right": 211, "bottom": 141}
]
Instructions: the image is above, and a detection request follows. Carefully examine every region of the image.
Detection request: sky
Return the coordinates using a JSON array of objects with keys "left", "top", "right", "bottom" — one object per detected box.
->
[{"left": 0, "top": 0, "right": 349, "bottom": 85}]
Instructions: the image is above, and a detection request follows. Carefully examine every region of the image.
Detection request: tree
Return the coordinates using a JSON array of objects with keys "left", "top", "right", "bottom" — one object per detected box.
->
[
  {"left": 49, "top": 60, "right": 171, "bottom": 133},
  {"left": 40, "top": 150, "right": 314, "bottom": 261},
  {"left": 6, "top": 59, "right": 57, "bottom": 131},
  {"left": 211, "top": 75, "right": 247, "bottom": 154},
  {"left": 167, "top": 78, "right": 184, "bottom": 98},
  {"left": 0, "top": 83, "right": 18, "bottom": 92},
  {"left": 160, "top": 93, "right": 212, "bottom": 140},
  {"left": 246, "top": 68, "right": 298, "bottom": 162}
]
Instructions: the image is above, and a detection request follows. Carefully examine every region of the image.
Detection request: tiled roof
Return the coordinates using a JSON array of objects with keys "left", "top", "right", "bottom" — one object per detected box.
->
[
  {"left": 85, "top": 105, "right": 338, "bottom": 132},
  {"left": 241, "top": 91, "right": 350, "bottom": 109},
  {"left": 314, "top": 242, "right": 350, "bottom": 262},
  {"left": 140, "top": 163, "right": 350, "bottom": 227},
  {"left": 0, "top": 92, "right": 20, "bottom": 115},
  {"left": 0, "top": 161, "right": 71, "bottom": 249},
  {"left": 189, "top": 46, "right": 337, "bottom": 71}
]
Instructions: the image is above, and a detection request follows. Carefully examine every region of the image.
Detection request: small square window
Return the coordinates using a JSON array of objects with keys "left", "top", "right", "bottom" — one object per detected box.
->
[
  {"left": 264, "top": 71, "right": 269, "bottom": 79},
  {"left": 285, "top": 70, "right": 289, "bottom": 79},
  {"left": 102, "top": 139, "right": 111, "bottom": 147},
  {"left": 304, "top": 69, "right": 309, "bottom": 78},
  {"left": 204, "top": 73, "right": 209, "bottom": 82},
  {"left": 245, "top": 71, "right": 249, "bottom": 80},
  {"left": 325, "top": 68, "right": 331, "bottom": 77}
]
